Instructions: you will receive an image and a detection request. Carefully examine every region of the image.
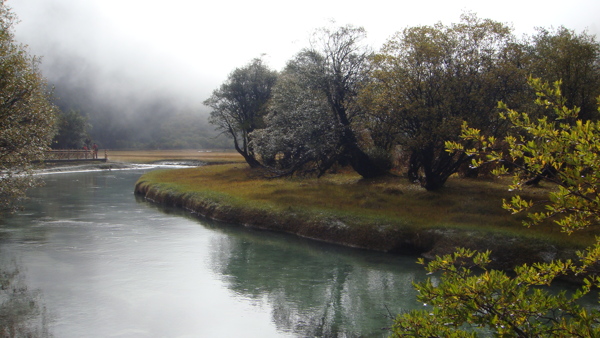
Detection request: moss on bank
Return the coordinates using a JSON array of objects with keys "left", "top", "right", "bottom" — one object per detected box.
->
[{"left": 134, "top": 164, "right": 596, "bottom": 270}]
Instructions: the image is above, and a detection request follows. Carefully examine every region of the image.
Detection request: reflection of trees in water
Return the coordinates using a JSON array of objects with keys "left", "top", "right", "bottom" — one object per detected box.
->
[
  {"left": 139, "top": 197, "right": 423, "bottom": 335},
  {"left": 209, "top": 232, "right": 422, "bottom": 337},
  {"left": 0, "top": 260, "right": 49, "bottom": 337}
]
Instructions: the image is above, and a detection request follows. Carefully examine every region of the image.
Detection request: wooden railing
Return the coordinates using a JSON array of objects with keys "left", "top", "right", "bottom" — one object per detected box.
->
[{"left": 45, "top": 149, "right": 107, "bottom": 161}]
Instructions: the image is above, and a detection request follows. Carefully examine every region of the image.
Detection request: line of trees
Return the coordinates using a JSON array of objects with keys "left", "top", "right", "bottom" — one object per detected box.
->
[
  {"left": 206, "top": 13, "right": 600, "bottom": 190},
  {"left": 205, "top": 16, "right": 600, "bottom": 335},
  {"left": 392, "top": 78, "right": 600, "bottom": 337}
]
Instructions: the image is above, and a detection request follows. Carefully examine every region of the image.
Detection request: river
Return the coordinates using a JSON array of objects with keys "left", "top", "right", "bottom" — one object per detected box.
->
[{"left": 0, "top": 169, "right": 427, "bottom": 337}]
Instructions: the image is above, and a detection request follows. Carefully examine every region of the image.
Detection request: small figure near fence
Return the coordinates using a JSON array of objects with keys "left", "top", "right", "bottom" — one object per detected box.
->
[{"left": 92, "top": 143, "right": 98, "bottom": 159}]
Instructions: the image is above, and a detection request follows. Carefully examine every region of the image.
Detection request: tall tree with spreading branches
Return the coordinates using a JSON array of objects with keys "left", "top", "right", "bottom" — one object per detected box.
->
[
  {"left": 205, "top": 58, "right": 277, "bottom": 168},
  {"left": 253, "top": 24, "right": 390, "bottom": 178}
]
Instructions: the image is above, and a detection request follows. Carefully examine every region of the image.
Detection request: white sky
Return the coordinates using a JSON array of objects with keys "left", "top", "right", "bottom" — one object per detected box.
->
[{"left": 8, "top": 0, "right": 600, "bottom": 108}]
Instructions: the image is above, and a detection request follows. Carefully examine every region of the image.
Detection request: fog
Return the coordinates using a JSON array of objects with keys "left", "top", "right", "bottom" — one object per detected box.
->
[{"left": 7, "top": 0, "right": 600, "bottom": 148}]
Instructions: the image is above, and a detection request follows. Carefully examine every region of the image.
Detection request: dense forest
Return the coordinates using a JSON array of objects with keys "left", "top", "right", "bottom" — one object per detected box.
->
[{"left": 206, "top": 13, "right": 600, "bottom": 190}]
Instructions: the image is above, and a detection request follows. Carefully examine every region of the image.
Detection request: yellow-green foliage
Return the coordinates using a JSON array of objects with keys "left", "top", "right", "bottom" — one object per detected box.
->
[
  {"left": 136, "top": 163, "right": 595, "bottom": 247},
  {"left": 395, "top": 79, "right": 600, "bottom": 337}
]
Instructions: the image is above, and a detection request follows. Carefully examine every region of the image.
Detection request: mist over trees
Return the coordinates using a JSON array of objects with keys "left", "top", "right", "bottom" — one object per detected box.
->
[
  {"left": 208, "top": 15, "right": 600, "bottom": 189},
  {"left": 52, "top": 109, "right": 89, "bottom": 149},
  {"left": 42, "top": 53, "right": 231, "bottom": 150}
]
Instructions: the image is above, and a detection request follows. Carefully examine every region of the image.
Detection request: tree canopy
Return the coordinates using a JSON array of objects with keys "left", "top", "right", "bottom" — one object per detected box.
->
[
  {"left": 205, "top": 58, "right": 277, "bottom": 167},
  {"left": 528, "top": 27, "right": 600, "bottom": 121},
  {"left": 51, "top": 109, "right": 89, "bottom": 149},
  {"left": 0, "top": 2, "right": 57, "bottom": 212},
  {"left": 251, "top": 25, "right": 391, "bottom": 178},
  {"left": 392, "top": 79, "right": 600, "bottom": 337},
  {"left": 251, "top": 62, "right": 341, "bottom": 176},
  {"left": 363, "top": 13, "right": 528, "bottom": 190},
  {"left": 207, "top": 15, "right": 600, "bottom": 191}
]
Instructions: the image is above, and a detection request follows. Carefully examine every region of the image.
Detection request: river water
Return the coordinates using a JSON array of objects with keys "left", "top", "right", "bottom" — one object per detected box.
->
[{"left": 0, "top": 169, "right": 427, "bottom": 337}]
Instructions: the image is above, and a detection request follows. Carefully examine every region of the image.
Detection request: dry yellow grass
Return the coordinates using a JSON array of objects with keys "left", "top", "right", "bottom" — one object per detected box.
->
[
  {"left": 107, "top": 149, "right": 244, "bottom": 164},
  {"left": 137, "top": 163, "right": 598, "bottom": 248}
]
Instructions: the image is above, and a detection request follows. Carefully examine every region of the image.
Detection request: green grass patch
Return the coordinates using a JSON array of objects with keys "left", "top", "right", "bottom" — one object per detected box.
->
[{"left": 136, "top": 164, "right": 598, "bottom": 249}]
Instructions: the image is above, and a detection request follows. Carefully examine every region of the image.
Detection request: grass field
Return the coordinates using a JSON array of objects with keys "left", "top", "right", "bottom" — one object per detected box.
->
[
  {"left": 137, "top": 163, "right": 599, "bottom": 249},
  {"left": 107, "top": 149, "right": 244, "bottom": 164}
]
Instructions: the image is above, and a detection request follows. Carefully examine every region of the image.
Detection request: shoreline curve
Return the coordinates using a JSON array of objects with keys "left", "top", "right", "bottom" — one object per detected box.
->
[{"left": 134, "top": 178, "right": 579, "bottom": 273}]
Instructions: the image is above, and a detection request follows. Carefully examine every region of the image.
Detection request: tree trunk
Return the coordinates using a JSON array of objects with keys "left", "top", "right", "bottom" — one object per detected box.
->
[
  {"left": 241, "top": 152, "right": 262, "bottom": 168},
  {"left": 232, "top": 136, "right": 262, "bottom": 168},
  {"left": 407, "top": 151, "right": 421, "bottom": 182},
  {"left": 418, "top": 146, "right": 469, "bottom": 191},
  {"left": 345, "top": 144, "right": 388, "bottom": 179},
  {"left": 421, "top": 174, "right": 447, "bottom": 191}
]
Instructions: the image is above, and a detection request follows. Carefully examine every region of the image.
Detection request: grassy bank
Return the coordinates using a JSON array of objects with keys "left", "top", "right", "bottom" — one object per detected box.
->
[{"left": 135, "top": 163, "right": 597, "bottom": 269}]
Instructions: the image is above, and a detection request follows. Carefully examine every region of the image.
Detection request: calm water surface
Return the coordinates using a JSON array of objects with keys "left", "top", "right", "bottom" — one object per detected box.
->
[{"left": 0, "top": 169, "right": 426, "bottom": 337}]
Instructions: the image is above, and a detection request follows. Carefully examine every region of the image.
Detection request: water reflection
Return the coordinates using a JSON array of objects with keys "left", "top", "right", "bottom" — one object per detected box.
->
[
  {"left": 211, "top": 237, "right": 422, "bottom": 337},
  {"left": 148, "top": 202, "right": 426, "bottom": 337},
  {"left": 210, "top": 232, "right": 423, "bottom": 337},
  {"left": 0, "top": 170, "right": 426, "bottom": 337},
  {"left": 0, "top": 258, "right": 49, "bottom": 336}
]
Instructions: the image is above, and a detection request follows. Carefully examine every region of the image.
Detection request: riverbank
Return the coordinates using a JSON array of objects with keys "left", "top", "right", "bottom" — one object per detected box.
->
[
  {"left": 134, "top": 163, "right": 595, "bottom": 271},
  {"left": 32, "top": 150, "right": 244, "bottom": 174},
  {"left": 33, "top": 160, "right": 137, "bottom": 174},
  {"left": 107, "top": 149, "right": 244, "bottom": 164}
]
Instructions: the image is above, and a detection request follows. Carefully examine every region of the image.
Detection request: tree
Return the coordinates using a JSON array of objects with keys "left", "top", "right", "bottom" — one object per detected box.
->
[
  {"left": 204, "top": 58, "right": 277, "bottom": 168},
  {"left": 52, "top": 109, "right": 89, "bottom": 149},
  {"left": 256, "top": 24, "right": 389, "bottom": 178},
  {"left": 364, "top": 13, "right": 528, "bottom": 190},
  {"left": 0, "top": 2, "right": 58, "bottom": 212},
  {"left": 528, "top": 27, "right": 600, "bottom": 121},
  {"left": 393, "top": 79, "right": 600, "bottom": 336},
  {"left": 251, "top": 61, "right": 342, "bottom": 176}
]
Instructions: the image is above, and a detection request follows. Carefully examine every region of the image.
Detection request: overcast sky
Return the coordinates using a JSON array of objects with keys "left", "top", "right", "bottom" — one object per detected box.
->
[{"left": 8, "top": 0, "right": 600, "bottom": 109}]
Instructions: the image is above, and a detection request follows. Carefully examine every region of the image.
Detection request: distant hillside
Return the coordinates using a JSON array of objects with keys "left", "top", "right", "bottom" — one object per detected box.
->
[{"left": 48, "top": 54, "right": 230, "bottom": 150}]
